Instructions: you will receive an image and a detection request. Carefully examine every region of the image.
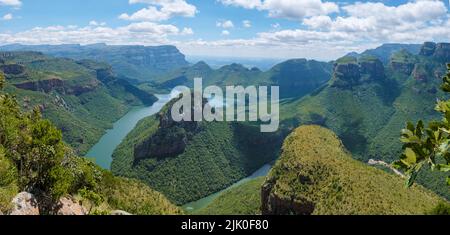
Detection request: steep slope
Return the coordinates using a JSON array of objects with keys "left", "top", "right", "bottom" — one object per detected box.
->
[
  {"left": 279, "top": 42, "right": 450, "bottom": 199},
  {"left": 0, "top": 44, "right": 189, "bottom": 82},
  {"left": 196, "top": 177, "right": 264, "bottom": 215},
  {"left": 261, "top": 125, "right": 445, "bottom": 215},
  {"left": 154, "top": 59, "right": 332, "bottom": 99},
  {"left": 0, "top": 83, "right": 180, "bottom": 215},
  {"left": 0, "top": 51, "right": 157, "bottom": 154},
  {"left": 111, "top": 96, "right": 284, "bottom": 205}
]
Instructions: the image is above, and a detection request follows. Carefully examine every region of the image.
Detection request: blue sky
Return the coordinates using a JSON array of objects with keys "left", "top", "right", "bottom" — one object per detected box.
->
[{"left": 0, "top": 0, "right": 449, "bottom": 60}]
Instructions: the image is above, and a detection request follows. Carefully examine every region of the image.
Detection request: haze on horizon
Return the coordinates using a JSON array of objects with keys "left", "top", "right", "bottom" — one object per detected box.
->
[{"left": 0, "top": 0, "right": 449, "bottom": 61}]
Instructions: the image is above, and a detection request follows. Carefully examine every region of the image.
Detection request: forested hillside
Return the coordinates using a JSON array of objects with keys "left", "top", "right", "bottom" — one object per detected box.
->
[
  {"left": 0, "top": 51, "right": 157, "bottom": 154},
  {"left": 0, "top": 73, "right": 180, "bottom": 215}
]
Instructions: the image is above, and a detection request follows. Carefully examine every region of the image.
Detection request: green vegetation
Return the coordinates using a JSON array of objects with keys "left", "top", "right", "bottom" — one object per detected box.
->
[
  {"left": 0, "top": 44, "right": 189, "bottom": 82},
  {"left": 262, "top": 125, "right": 445, "bottom": 215},
  {"left": 0, "top": 52, "right": 156, "bottom": 154},
  {"left": 279, "top": 49, "right": 450, "bottom": 199},
  {"left": 153, "top": 59, "right": 332, "bottom": 99},
  {"left": 112, "top": 99, "right": 283, "bottom": 205},
  {"left": 394, "top": 64, "right": 450, "bottom": 186},
  {"left": 196, "top": 177, "right": 264, "bottom": 215},
  {"left": 0, "top": 77, "right": 180, "bottom": 215}
]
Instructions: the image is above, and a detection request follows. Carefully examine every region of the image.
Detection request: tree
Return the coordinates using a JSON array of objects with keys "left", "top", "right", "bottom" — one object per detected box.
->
[
  {"left": 0, "top": 72, "right": 5, "bottom": 90},
  {"left": 394, "top": 64, "right": 450, "bottom": 187}
]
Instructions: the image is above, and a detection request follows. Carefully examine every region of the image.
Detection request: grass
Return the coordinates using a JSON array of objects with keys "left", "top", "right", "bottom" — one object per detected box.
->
[
  {"left": 196, "top": 177, "right": 264, "bottom": 215},
  {"left": 263, "top": 125, "right": 446, "bottom": 215}
]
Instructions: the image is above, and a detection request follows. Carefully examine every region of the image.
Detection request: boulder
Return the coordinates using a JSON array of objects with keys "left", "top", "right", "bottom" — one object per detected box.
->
[
  {"left": 56, "top": 197, "right": 87, "bottom": 215},
  {"left": 110, "top": 210, "right": 132, "bottom": 215},
  {"left": 10, "top": 192, "right": 39, "bottom": 215}
]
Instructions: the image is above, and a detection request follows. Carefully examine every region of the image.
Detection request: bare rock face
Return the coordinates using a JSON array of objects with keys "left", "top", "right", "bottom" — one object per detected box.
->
[
  {"left": 10, "top": 192, "right": 39, "bottom": 215},
  {"left": 0, "top": 64, "right": 25, "bottom": 75},
  {"left": 14, "top": 77, "right": 99, "bottom": 96},
  {"left": 412, "top": 64, "right": 428, "bottom": 82},
  {"left": 433, "top": 43, "right": 450, "bottom": 62},
  {"left": 56, "top": 197, "right": 87, "bottom": 215},
  {"left": 419, "top": 42, "right": 437, "bottom": 56},
  {"left": 134, "top": 95, "right": 206, "bottom": 162},
  {"left": 110, "top": 210, "right": 132, "bottom": 215},
  {"left": 332, "top": 57, "right": 385, "bottom": 88}
]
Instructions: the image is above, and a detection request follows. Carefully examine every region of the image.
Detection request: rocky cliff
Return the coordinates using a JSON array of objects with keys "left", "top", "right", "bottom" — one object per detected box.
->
[
  {"left": 419, "top": 42, "right": 450, "bottom": 62},
  {"left": 134, "top": 95, "right": 206, "bottom": 161},
  {"left": 332, "top": 56, "right": 385, "bottom": 88},
  {"left": 0, "top": 44, "right": 190, "bottom": 82}
]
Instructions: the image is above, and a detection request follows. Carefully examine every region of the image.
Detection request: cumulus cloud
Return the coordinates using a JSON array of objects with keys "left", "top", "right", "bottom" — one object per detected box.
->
[
  {"left": 242, "top": 20, "right": 252, "bottom": 28},
  {"left": 221, "top": 30, "right": 230, "bottom": 36},
  {"left": 0, "top": 22, "right": 191, "bottom": 46},
  {"left": 0, "top": 0, "right": 21, "bottom": 7},
  {"left": 119, "top": 0, "right": 197, "bottom": 21},
  {"left": 219, "top": 0, "right": 339, "bottom": 20},
  {"left": 181, "top": 0, "right": 450, "bottom": 60},
  {"left": 89, "top": 21, "right": 106, "bottom": 26},
  {"left": 216, "top": 20, "right": 234, "bottom": 28},
  {"left": 2, "top": 13, "right": 13, "bottom": 20}
]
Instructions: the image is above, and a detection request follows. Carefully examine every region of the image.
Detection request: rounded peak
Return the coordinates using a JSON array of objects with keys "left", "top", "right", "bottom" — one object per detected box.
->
[{"left": 335, "top": 56, "right": 358, "bottom": 64}]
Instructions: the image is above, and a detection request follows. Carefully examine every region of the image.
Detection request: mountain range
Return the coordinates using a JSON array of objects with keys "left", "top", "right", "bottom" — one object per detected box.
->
[{"left": 1, "top": 41, "right": 449, "bottom": 215}]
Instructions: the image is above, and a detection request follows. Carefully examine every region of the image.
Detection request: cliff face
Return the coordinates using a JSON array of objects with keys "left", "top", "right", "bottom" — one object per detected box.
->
[
  {"left": 14, "top": 77, "right": 99, "bottom": 95},
  {"left": 0, "top": 44, "right": 189, "bottom": 82},
  {"left": 261, "top": 125, "right": 444, "bottom": 215},
  {"left": 332, "top": 56, "right": 385, "bottom": 88},
  {"left": 419, "top": 42, "right": 450, "bottom": 62},
  {"left": 133, "top": 95, "right": 205, "bottom": 161}
]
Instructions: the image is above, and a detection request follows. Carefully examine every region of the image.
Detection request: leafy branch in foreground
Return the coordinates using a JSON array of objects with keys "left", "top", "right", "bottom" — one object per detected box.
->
[{"left": 394, "top": 64, "right": 450, "bottom": 187}]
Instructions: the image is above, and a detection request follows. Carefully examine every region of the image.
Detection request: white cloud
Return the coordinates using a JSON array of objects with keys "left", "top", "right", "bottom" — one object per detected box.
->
[
  {"left": 89, "top": 21, "right": 106, "bottom": 26},
  {"left": 0, "top": 22, "right": 191, "bottom": 46},
  {"left": 242, "top": 20, "right": 252, "bottom": 28},
  {"left": 221, "top": 30, "right": 230, "bottom": 36},
  {"left": 219, "top": 0, "right": 339, "bottom": 20},
  {"left": 0, "top": 0, "right": 21, "bottom": 7},
  {"left": 271, "top": 23, "right": 280, "bottom": 29},
  {"left": 119, "top": 0, "right": 197, "bottom": 21},
  {"left": 2, "top": 13, "right": 13, "bottom": 20},
  {"left": 216, "top": 20, "right": 234, "bottom": 28},
  {"left": 220, "top": 0, "right": 262, "bottom": 9},
  {"left": 181, "top": 27, "right": 194, "bottom": 35}
]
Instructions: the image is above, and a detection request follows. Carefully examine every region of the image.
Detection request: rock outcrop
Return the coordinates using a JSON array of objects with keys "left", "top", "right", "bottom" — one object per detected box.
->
[
  {"left": 0, "top": 64, "right": 25, "bottom": 75},
  {"left": 56, "top": 197, "right": 87, "bottom": 215},
  {"left": 433, "top": 43, "right": 450, "bottom": 62},
  {"left": 110, "top": 210, "right": 132, "bottom": 215},
  {"left": 332, "top": 56, "right": 385, "bottom": 88},
  {"left": 419, "top": 42, "right": 450, "bottom": 62},
  {"left": 14, "top": 77, "right": 99, "bottom": 95},
  {"left": 419, "top": 42, "right": 437, "bottom": 56},
  {"left": 134, "top": 95, "right": 206, "bottom": 161},
  {"left": 10, "top": 192, "right": 39, "bottom": 215}
]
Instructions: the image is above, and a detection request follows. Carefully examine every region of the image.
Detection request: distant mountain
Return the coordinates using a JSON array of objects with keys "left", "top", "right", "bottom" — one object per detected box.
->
[
  {"left": 261, "top": 125, "right": 444, "bottom": 215},
  {"left": 347, "top": 43, "right": 422, "bottom": 64},
  {"left": 0, "top": 43, "right": 189, "bottom": 82},
  {"left": 186, "top": 55, "right": 284, "bottom": 71},
  {"left": 280, "top": 42, "right": 450, "bottom": 199},
  {"left": 154, "top": 58, "right": 332, "bottom": 99},
  {"left": 0, "top": 51, "right": 157, "bottom": 154}
]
